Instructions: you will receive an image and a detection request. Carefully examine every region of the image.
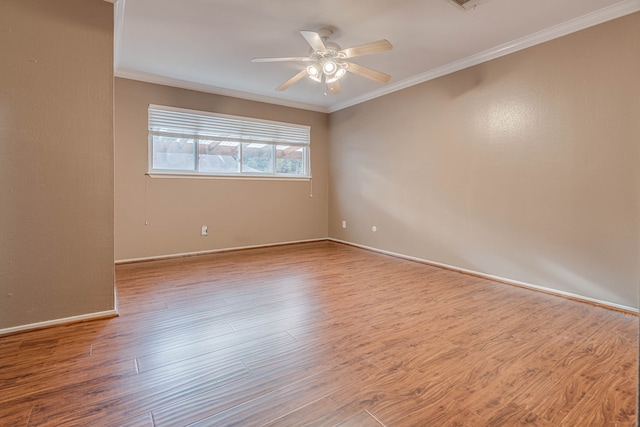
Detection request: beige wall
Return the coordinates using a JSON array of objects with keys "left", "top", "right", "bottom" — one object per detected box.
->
[
  {"left": 329, "top": 13, "right": 640, "bottom": 309},
  {"left": 114, "top": 79, "right": 329, "bottom": 261},
  {"left": 0, "top": 0, "right": 115, "bottom": 329}
]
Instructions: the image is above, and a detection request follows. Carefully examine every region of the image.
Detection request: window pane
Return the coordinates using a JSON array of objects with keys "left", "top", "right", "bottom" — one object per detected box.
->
[
  {"left": 152, "top": 135, "right": 195, "bottom": 171},
  {"left": 242, "top": 143, "right": 273, "bottom": 174},
  {"left": 149, "top": 106, "right": 310, "bottom": 178},
  {"left": 198, "top": 141, "right": 240, "bottom": 173},
  {"left": 276, "top": 146, "right": 305, "bottom": 175}
]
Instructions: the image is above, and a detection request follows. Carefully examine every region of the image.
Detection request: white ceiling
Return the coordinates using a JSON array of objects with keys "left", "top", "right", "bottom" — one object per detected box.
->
[{"left": 114, "top": 0, "right": 640, "bottom": 113}]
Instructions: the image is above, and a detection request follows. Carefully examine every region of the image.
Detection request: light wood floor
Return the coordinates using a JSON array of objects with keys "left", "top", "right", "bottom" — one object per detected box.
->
[{"left": 1, "top": 241, "right": 637, "bottom": 426}]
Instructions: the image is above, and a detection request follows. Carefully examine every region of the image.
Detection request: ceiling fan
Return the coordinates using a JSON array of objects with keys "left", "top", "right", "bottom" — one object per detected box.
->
[{"left": 251, "top": 27, "right": 392, "bottom": 95}]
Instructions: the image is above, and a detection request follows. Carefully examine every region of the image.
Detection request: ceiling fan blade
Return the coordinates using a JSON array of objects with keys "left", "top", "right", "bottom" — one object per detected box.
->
[
  {"left": 345, "top": 61, "right": 391, "bottom": 84},
  {"left": 251, "top": 57, "right": 313, "bottom": 63},
  {"left": 326, "top": 80, "right": 342, "bottom": 95},
  {"left": 276, "top": 69, "right": 308, "bottom": 91},
  {"left": 340, "top": 39, "right": 393, "bottom": 58},
  {"left": 300, "top": 31, "right": 327, "bottom": 52}
]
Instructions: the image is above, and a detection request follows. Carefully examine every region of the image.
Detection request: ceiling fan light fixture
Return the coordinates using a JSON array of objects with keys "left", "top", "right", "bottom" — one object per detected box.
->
[
  {"left": 326, "top": 67, "right": 347, "bottom": 83},
  {"left": 306, "top": 64, "right": 322, "bottom": 82},
  {"left": 322, "top": 60, "right": 337, "bottom": 75}
]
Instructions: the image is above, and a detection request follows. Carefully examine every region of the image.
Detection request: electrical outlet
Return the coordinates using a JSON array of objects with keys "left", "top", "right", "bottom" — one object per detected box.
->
[
  {"left": 342, "top": 220, "right": 347, "bottom": 229},
  {"left": 201, "top": 225, "right": 208, "bottom": 236}
]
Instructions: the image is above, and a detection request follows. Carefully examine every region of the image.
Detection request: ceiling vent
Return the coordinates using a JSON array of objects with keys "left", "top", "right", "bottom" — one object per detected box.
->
[{"left": 449, "top": 0, "right": 482, "bottom": 10}]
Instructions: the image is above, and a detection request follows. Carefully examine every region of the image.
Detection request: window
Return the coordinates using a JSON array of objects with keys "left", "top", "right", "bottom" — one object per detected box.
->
[{"left": 148, "top": 105, "right": 310, "bottom": 178}]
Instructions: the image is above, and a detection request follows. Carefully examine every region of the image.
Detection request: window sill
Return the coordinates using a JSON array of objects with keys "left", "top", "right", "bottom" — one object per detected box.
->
[{"left": 146, "top": 173, "right": 312, "bottom": 181}]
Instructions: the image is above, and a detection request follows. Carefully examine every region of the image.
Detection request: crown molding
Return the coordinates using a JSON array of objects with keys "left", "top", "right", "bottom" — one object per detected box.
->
[
  {"left": 329, "top": 0, "right": 640, "bottom": 112},
  {"left": 112, "top": 0, "right": 326, "bottom": 113},
  {"left": 113, "top": 1, "right": 640, "bottom": 114},
  {"left": 114, "top": 68, "right": 329, "bottom": 113}
]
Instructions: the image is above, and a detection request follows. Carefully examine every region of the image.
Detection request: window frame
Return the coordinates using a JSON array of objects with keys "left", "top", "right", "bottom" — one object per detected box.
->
[{"left": 148, "top": 105, "right": 311, "bottom": 179}]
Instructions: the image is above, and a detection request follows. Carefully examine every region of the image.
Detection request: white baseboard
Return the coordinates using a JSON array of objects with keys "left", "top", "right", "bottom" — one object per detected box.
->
[
  {"left": 0, "top": 309, "right": 119, "bottom": 337},
  {"left": 115, "top": 238, "right": 327, "bottom": 264},
  {"left": 114, "top": 236, "right": 637, "bottom": 314},
  {"left": 328, "top": 238, "right": 639, "bottom": 315}
]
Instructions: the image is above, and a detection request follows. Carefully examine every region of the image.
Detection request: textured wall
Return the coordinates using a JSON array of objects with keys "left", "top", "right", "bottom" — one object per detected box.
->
[
  {"left": 115, "top": 78, "right": 329, "bottom": 261},
  {"left": 0, "top": 0, "right": 115, "bottom": 329},
  {"left": 329, "top": 13, "right": 640, "bottom": 309}
]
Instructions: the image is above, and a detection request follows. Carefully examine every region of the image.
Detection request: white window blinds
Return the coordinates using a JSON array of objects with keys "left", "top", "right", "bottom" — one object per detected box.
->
[
  {"left": 148, "top": 105, "right": 310, "bottom": 146},
  {"left": 148, "top": 105, "right": 311, "bottom": 178}
]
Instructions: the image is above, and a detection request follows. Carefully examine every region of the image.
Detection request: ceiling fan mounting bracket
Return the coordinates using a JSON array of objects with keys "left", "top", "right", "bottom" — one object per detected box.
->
[{"left": 317, "top": 27, "right": 335, "bottom": 40}]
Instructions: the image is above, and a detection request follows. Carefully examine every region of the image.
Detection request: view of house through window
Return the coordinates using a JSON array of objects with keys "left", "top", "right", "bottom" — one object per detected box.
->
[{"left": 149, "top": 106, "right": 310, "bottom": 178}]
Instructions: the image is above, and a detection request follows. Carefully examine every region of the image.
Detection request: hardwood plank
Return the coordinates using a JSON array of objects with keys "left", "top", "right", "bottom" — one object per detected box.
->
[
  {"left": 135, "top": 330, "right": 296, "bottom": 373},
  {"left": 523, "top": 320, "right": 639, "bottom": 425},
  {"left": 559, "top": 372, "right": 637, "bottom": 426},
  {"left": 151, "top": 355, "right": 335, "bottom": 426},
  {"left": 1, "top": 358, "right": 137, "bottom": 406},
  {"left": 336, "top": 410, "right": 384, "bottom": 426},
  {"left": 0, "top": 241, "right": 635, "bottom": 426},
  {"left": 152, "top": 335, "right": 384, "bottom": 426},
  {"left": 0, "top": 400, "right": 34, "bottom": 426},
  {"left": 187, "top": 359, "right": 379, "bottom": 426},
  {"left": 261, "top": 394, "right": 364, "bottom": 427},
  {"left": 89, "top": 319, "right": 235, "bottom": 362},
  {"left": 119, "top": 412, "right": 154, "bottom": 427},
  {"left": 26, "top": 359, "right": 249, "bottom": 426}
]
